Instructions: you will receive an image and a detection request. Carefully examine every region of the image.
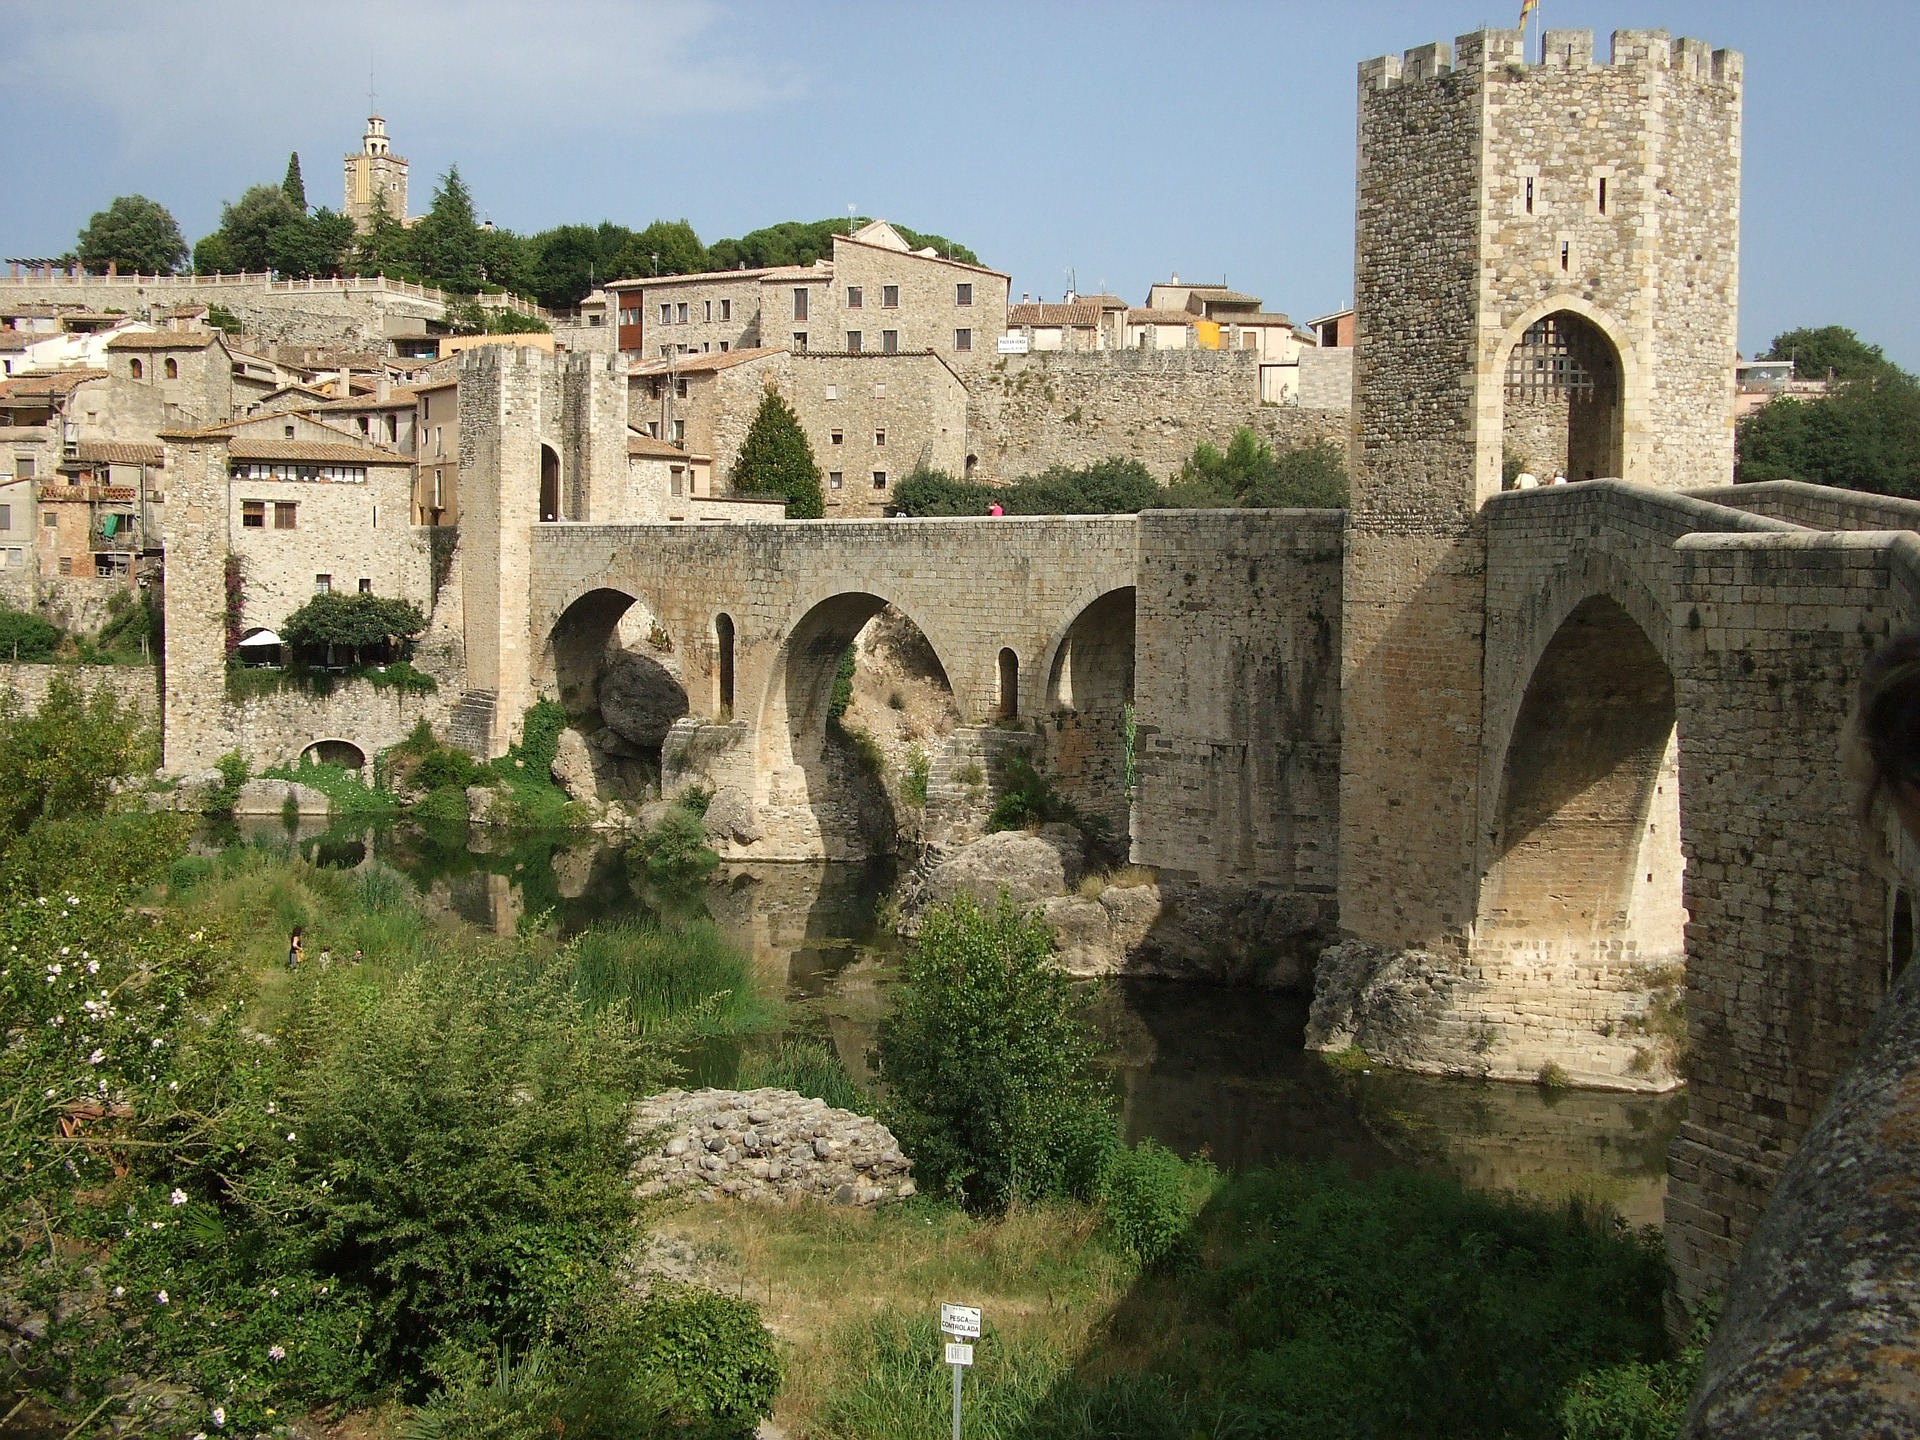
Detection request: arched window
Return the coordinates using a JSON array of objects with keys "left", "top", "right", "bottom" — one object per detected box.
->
[
  {"left": 129, "top": 359, "right": 143, "bottom": 380},
  {"left": 716, "top": 613, "right": 736, "bottom": 717},
  {"left": 163, "top": 357, "right": 179, "bottom": 380},
  {"left": 997, "top": 647, "right": 1019, "bottom": 719}
]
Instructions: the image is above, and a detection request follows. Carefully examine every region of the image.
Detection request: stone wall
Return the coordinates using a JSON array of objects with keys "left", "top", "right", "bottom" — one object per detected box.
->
[
  {"left": 0, "top": 662, "right": 159, "bottom": 717},
  {"left": 0, "top": 274, "right": 447, "bottom": 349},
  {"left": 1296, "top": 347, "right": 1352, "bottom": 412},
  {"left": 220, "top": 678, "right": 451, "bottom": 770},
  {"left": 961, "top": 349, "right": 1346, "bottom": 485},
  {"left": 229, "top": 466, "right": 428, "bottom": 631}
]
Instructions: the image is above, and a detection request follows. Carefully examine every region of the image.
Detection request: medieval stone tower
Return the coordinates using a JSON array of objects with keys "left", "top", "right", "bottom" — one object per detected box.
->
[
  {"left": 1337, "top": 30, "right": 1743, "bottom": 963},
  {"left": 344, "top": 114, "right": 409, "bottom": 230}
]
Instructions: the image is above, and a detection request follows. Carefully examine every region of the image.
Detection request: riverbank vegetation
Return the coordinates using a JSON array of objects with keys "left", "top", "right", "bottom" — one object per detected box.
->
[{"left": 2, "top": 674, "right": 1700, "bottom": 1439}]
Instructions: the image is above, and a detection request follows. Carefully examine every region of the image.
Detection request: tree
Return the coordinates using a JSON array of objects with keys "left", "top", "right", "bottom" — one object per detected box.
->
[
  {"left": 192, "top": 231, "right": 236, "bottom": 275},
  {"left": 1168, "top": 429, "right": 1350, "bottom": 509},
  {"left": 876, "top": 893, "right": 1114, "bottom": 1210},
  {"left": 75, "top": 195, "right": 187, "bottom": 275},
  {"left": 282, "top": 151, "right": 307, "bottom": 211},
  {"left": 268, "top": 207, "right": 353, "bottom": 279},
  {"left": 350, "top": 189, "right": 416, "bottom": 279},
  {"left": 1738, "top": 371, "right": 1920, "bottom": 497},
  {"left": 1762, "top": 326, "right": 1903, "bottom": 384},
  {"left": 731, "top": 389, "right": 825, "bottom": 517},
  {"left": 279, "top": 592, "right": 428, "bottom": 666},
  {"left": 412, "top": 165, "right": 483, "bottom": 293},
  {"left": 527, "top": 222, "right": 637, "bottom": 308},
  {"left": 606, "top": 220, "right": 709, "bottom": 284},
  {"left": 212, "top": 184, "right": 302, "bottom": 272}
]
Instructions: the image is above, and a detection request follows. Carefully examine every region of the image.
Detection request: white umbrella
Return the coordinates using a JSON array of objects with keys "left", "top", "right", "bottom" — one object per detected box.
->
[{"left": 236, "top": 629, "right": 283, "bottom": 647}]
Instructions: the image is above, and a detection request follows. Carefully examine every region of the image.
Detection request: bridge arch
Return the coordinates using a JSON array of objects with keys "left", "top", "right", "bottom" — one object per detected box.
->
[
  {"left": 1493, "top": 297, "right": 1635, "bottom": 486},
  {"left": 1475, "top": 592, "right": 1685, "bottom": 1081},
  {"left": 545, "top": 586, "right": 688, "bottom": 767},
  {"left": 1041, "top": 586, "right": 1137, "bottom": 836},
  {"left": 301, "top": 738, "right": 367, "bottom": 770}
]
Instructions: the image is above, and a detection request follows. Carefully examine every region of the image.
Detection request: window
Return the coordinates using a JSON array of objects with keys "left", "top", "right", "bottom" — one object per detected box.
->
[
  {"left": 1525, "top": 175, "right": 1535, "bottom": 214},
  {"left": 1597, "top": 175, "right": 1609, "bottom": 214},
  {"left": 661, "top": 345, "right": 673, "bottom": 358},
  {"left": 242, "top": 501, "right": 265, "bottom": 527},
  {"left": 873, "top": 470, "right": 887, "bottom": 489},
  {"left": 670, "top": 467, "right": 684, "bottom": 497},
  {"left": 1560, "top": 239, "right": 1571, "bottom": 271},
  {"left": 164, "top": 358, "right": 178, "bottom": 379},
  {"left": 882, "top": 329, "right": 898, "bottom": 353},
  {"left": 434, "top": 425, "right": 444, "bottom": 456},
  {"left": 881, "top": 285, "right": 899, "bottom": 308},
  {"left": 660, "top": 302, "right": 672, "bottom": 324},
  {"left": 15, "top": 455, "right": 33, "bottom": 480},
  {"left": 386, "top": 414, "right": 398, "bottom": 442},
  {"left": 358, "top": 578, "right": 372, "bottom": 594},
  {"left": 825, "top": 384, "right": 839, "bottom": 400},
  {"left": 954, "top": 327, "right": 973, "bottom": 352},
  {"left": 673, "top": 419, "right": 686, "bottom": 443},
  {"left": 42, "top": 511, "right": 56, "bottom": 528},
  {"left": 846, "top": 331, "right": 863, "bottom": 353},
  {"left": 874, "top": 429, "right": 886, "bottom": 447},
  {"left": 719, "top": 341, "right": 729, "bottom": 352},
  {"left": 432, "top": 469, "right": 444, "bottom": 508},
  {"left": 793, "top": 332, "right": 808, "bottom": 350},
  {"left": 956, "top": 282, "right": 973, "bottom": 306},
  {"left": 0, "top": 504, "right": 9, "bottom": 530},
  {"left": 847, "top": 286, "right": 864, "bottom": 309},
  {"left": 358, "top": 416, "right": 371, "bottom": 435},
  {"left": 703, "top": 300, "right": 712, "bottom": 321},
  {"left": 829, "top": 471, "right": 843, "bottom": 489},
  {"left": 676, "top": 302, "right": 689, "bottom": 325},
  {"left": 872, "top": 382, "right": 887, "bottom": 398},
  {"left": 676, "top": 377, "right": 689, "bottom": 399},
  {"left": 720, "top": 299, "right": 731, "bottom": 321},
  {"left": 792, "top": 288, "right": 809, "bottom": 321},
  {"left": 58, "top": 555, "right": 71, "bottom": 575},
  {"left": 274, "top": 501, "right": 297, "bottom": 530},
  {"left": 283, "top": 423, "right": 295, "bottom": 439},
  {"left": 314, "top": 574, "right": 331, "bottom": 595},
  {"left": 998, "top": 648, "right": 1019, "bottom": 718},
  {"left": 830, "top": 429, "right": 843, "bottom": 445},
  {"left": 129, "top": 359, "right": 144, "bottom": 379},
  {"left": 648, "top": 421, "right": 660, "bottom": 439}
]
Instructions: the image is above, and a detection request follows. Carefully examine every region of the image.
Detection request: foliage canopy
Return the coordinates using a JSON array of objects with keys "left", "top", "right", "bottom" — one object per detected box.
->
[
  {"left": 731, "top": 389, "right": 825, "bottom": 518},
  {"left": 1738, "top": 327, "right": 1920, "bottom": 497},
  {"left": 76, "top": 195, "right": 188, "bottom": 275}
]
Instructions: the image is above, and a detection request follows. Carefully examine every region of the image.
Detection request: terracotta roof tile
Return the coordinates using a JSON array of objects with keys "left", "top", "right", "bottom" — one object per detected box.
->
[
  {"left": 105, "top": 329, "right": 219, "bottom": 351},
  {"left": 1009, "top": 302, "right": 1107, "bottom": 327},
  {"left": 628, "top": 346, "right": 784, "bottom": 377},
  {"left": 225, "top": 438, "right": 409, "bottom": 465},
  {"left": 627, "top": 432, "right": 696, "bottom": 460},
  {"left": 1127, "top": 309, "right": 1202, "bottom": 325},
  {"left": 74, "top": 440, "right": 164, "bottom": 466},
  {"left": 0, "top": 369, "right": 108, "bottom": 401}
]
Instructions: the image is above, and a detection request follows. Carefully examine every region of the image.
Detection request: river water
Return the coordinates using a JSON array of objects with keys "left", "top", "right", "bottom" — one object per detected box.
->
[{"left": 249, "top": 820, "right": 1685, "bottom": 1228}]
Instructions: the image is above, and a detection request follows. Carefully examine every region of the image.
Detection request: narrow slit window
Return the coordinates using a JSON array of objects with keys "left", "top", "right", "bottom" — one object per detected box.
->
[
  {"left": 1525, "top": 176, "right": 1535, "bottom": 214},
  {"left": 1560, "top": 240, "right": 1571, "bottom": 272},
  {"left": 1597, "top": 176, "right": 1609, "bottom": 214}
]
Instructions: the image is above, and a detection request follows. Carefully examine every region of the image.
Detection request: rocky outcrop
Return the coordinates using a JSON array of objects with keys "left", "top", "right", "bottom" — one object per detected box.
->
[
  {"left": 630, "top": 1088, "right": 914, "bottom": 1206},
  {"left": 230, "top": 778, "right": 330, "bottom": 816},
  {"left": 598, "top": 650, "right": 689, "bottom": 751},
  {"left": 1041, "top": 881, "right": 1164, "bottom": 977},
  {"left": 1682, "top": 960, "right": 1920, "bottom": 1437},
  {"left": 1305, "top": 942, "right": 1476, "bottom": 1067},
  {"left": 916, "top": 825, "right": 1088, "bottom": 912}
]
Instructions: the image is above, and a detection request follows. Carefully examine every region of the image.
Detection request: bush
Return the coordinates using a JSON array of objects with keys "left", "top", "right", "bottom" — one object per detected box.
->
[
  {"left": 737, "top": 1038, "right": 866, "bottom": 1111},
  {"left": 1, "top": 809, "right": 190, "bottom": 899},
  {"left": 902, "top": 746, "right": 930, "bottom": 808},
  {"left": 570, "top": 918, "right": 764, "bottom": 1036},
  {"left": 279, "top": 591, "right": 428, "bottom": 663},
  {"left": 877, "top": 893, "right": 1116, "bottom": 1210},
  {"left": 207, "top": 748, "right": 249, "bottom": 813},
  {"left": 1167, "top": 429, "right": 1349, "bottom": 509},
  {"left": 0, "top": 672, "right": 154, "bottom": 842},
  {"left": 269, "top": 758, "right": 399, "bottom": 819},
  {"left": 0, "top": 605, "right": 63, "bottom": 661},
  {"left": 1104, "top": 1139, "right": 1207, "bottom": 1268},
  {"left": 890, "top": 457, "right": 1164, "bottom": 517},
  {"left": 1556, "top": 1356, "right": 1697, "bottom": 1440},
  {"left": 417, "top": 747, "right": 481, "bottom": 791},
  {"left": 629, "top": 1288, "right": 782, "bottom": 1436},
  {"left": 631, "top": 803, "right": 719, "bottom": 880},
  {"left": 732, "top": 388, "right": 825, "bottom": 518},
  {"left": 986, "top": 753, "right": 1113, "bottom": 853}
]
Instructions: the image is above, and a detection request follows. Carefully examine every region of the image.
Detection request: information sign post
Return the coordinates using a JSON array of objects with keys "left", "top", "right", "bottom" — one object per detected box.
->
[{"left": 938, "top": 1303, "right": 981, "bottom": 1440}]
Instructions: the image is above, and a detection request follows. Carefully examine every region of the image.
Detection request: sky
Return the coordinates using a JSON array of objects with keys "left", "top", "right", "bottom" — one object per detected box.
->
[{"left": 2, "top": 1, "right": 1915, "bottom": 367}]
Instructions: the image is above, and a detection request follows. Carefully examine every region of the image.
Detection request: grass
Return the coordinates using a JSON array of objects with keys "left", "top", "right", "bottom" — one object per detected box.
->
[
  {"left": 570, "top": 916, "right": 774, "bottom": 1037},
  {"left": 267, "top": 758, "right": 402, "bottom": 819},
  {"left": 1073, "top": 864, "right": 1156, "bottom": 900},
  {"left": 735, "top": 1037, "right": 867, "bottom": 1111}
]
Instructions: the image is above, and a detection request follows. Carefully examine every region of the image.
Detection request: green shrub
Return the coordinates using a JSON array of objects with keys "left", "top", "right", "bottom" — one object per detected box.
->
[
  {"left": 416, "top": 747, "right": 481, "bottom": 790},
  {"left": 986, "top": 753, "right": 1113, "bottom": 852},
  {"left": 1166, "top": 429, "right": 1349, "bottom": 509},
  {"left": 629, "top": 1287, "right": 782, "bottom": 1436},
  {"left": 269, "top": 758, "right": 399, "bottom": 819},
  {"left": 1557, "top": 1355, "right": 1697, "bottom": 1440},
  {"left": 828, "top": 644, "right": 856, "bottom": 723},
  {"left": 877, "top": 893, "right": 1116, "bottom": 1211},
  {"left": 890, "top": 457, "right": 1165, "bottom": 517},
  {"left": 737, "top": 1038, "right": 865, "bottom": 1112},
  {"left": 207, "top": 748, "right": 249, "bottom": 813},
  {"left": 1, "top": 809, "right": 190, "bottom": 899},
  {"left": 1104, "top": 1139, "right": 1208, "bottom": 1268},
  {"left": 503, "top": 698, "right": 568, "bottom": 777},
  {"left": 732, "top": 388, "right": 825, "bottom": 518},
  {"left": 0, "top": 674, "right": 153, "bottom": 847},
  {"left": 902, "top": 746, "right": 930, "bottom": 808},
  {"left": 280, "top": 591, "right": 428, "bottom": 663},
  {"left": 0, "top": 604, "right": 62, "bottom": 661},
  {"left": 631, "top": 802, "right": 719, "bottom": 879}
]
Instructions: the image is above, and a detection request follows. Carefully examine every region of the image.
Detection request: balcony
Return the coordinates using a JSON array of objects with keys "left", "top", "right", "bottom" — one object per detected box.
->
[{"left": 40, "top": 481, "right": 134, "bottom": 503}]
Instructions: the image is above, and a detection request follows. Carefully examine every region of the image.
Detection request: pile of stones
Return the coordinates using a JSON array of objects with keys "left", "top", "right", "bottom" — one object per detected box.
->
[{"left": 631, "top": 1087, "right": 915, "bottom": 1207}]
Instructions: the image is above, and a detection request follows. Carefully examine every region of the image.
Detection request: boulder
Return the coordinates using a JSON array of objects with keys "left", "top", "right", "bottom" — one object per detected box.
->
[
  {"left": 701, "top": 786, "right": 762, "bottom": 846},
  {"left": 630, "top": 1087, "right": 913, "bottom": 1207},
  {"left": 231, "top": 779, "right": 330, "bottom": 817},
  {"left": 922, "top": 825, "right": 1088, "bottom": 911},
  {"left": 551, "top": 725, "right": 619, "bottom": 801},
  {"left": 1305, "top": 941, "right": 1467, "bottom": 1065},
  {"left": 465, "top": 784, "right": 511, "bottom": 828},
  {"left": 1041, "top": 895, "right": 1118, "bottom": 976},
  {"left": 599, "top": 650, "right": 689, "bottom": 751}
]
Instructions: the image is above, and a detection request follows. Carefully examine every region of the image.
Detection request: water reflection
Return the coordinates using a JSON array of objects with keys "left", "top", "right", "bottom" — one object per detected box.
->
[{"left": 226, "top": 820, "right": 1683, "bottom": 1225}]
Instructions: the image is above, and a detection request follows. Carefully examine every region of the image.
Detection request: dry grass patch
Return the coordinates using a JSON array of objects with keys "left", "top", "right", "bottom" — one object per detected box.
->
[{"left": 651, "top": 1197, "right": 1130, "bottom": 1434}]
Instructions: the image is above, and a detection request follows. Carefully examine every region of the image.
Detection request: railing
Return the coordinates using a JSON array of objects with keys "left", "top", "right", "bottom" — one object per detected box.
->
[
  {"left": 0, "top": 270, "right": 551, "bottom": 320},
  {"left": 39, "top": 482, "right": 136, "bottom": 503}
]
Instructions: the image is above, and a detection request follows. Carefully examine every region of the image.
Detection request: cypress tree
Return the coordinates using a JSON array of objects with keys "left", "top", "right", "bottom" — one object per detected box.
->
[
  {"left": 282, "top": 152, "right": 306, "bottom": 211},
  {"left": 732, "top": 388, "right": 825, "bottom": 518}
]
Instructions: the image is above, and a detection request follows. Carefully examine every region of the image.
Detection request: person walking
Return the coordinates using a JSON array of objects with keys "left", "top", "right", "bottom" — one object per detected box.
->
[{"left": 287, "top": 925, "right": 304, "bottom": 971}]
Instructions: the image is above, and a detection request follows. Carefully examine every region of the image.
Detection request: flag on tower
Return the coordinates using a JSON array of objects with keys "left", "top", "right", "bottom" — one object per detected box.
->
[{"left": 1520, "top": 0, "right": 1539, "bottom": 27}]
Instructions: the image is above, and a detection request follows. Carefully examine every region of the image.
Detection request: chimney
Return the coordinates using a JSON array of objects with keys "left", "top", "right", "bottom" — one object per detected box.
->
[
  {"left": 376, "top": 372, "right": 391, "bottom": 402},
  {"left": 335, "top": 368, "right": 351, "bottom": 399}
]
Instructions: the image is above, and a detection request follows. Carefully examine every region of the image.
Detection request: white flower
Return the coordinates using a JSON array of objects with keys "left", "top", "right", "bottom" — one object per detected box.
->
[
  {"left": 65, "top": 895, "right": 78, "bottom": 905},
  {"left": 156, "top": 1289, "right": 169, "bottom": 1304},
  {"left": 113, "top": 1285, "right": 125, "bottom": 1297},
  {"left": 267, "top": 1344, "right": 286, "bottom": 1361},
  {"left": 151, "top": 1037, "right": 164, "bottom": 1049},
  {"left": 87, "top": 959, "right": 99, "bottom": 974},
  {"left": 59, "top": 946, "right": 69, "bottom": 955},
  {"left": 286, "top": 1132, "right": 296, "bottom": 1143},
  {"left": 47, "top": 963, "right": 61, "bottom": 976},
  {"left": 150, "top": 1221, "right": 165, "bottom": 1230},
  {"left": 269, "top": 1287, "right": 279, "bottom": 1298},
  {"left": 43, "top": 1088, "right": 54, "bottom": 1098},
  {"left": 264, "top": 1102, "right": 276, "bottom": 1115},
  {"left": 170, "top": 1188, "right": 188, "bottom": 1206},
  {"left": 36, "top": 896, "right": 46, "bottom": 905},
  {"left": 211, "top": 1406, "right": 225, "bottom": 1427},
  {"left": 89, "top": 1049, "right": 106, "bottom": 1065}
]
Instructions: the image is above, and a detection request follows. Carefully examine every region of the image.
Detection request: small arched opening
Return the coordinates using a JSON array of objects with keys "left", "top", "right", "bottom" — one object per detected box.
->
[
  {"left": 1477, "top": 595, "right": 1684, "bottom": 1083},
  {"left": 302, "top": 739, "right": 367, "bottom": 770},
  {"left": 1502, "top": 311, "right": 1624, "bottom": 482},
  {"left": 964, "top": 454, "right": 978, "bottom": 478},
  {"left": 715, "top": 613, "right": 736, "bottom": 718},
  {"left": 1043, "top": 587, "right": 1136, "bottom": 836},
  {"left": 997, "top": 648, "right": 1020, "bottom": 720},
  {"left": 539, "top": 443, "right": 562, "bottom": 522},
  {"left": 164, "top": 357, "right": 179, "bottom": 380}
]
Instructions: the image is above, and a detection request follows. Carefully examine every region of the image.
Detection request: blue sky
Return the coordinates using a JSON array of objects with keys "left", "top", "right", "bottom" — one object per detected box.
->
[{"left": 3, "top": 1, "right": 1914, "bottom": 366}]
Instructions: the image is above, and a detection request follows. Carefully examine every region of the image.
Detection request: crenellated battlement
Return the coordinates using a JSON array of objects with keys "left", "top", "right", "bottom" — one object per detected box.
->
[{"left": 1360, "top": 28, "right": 1741, "bottom": 92}]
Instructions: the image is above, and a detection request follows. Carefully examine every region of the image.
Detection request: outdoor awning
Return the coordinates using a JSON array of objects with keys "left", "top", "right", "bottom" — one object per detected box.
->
[{"left": 236, "top": 629, "right": 283, "bottom": 647}]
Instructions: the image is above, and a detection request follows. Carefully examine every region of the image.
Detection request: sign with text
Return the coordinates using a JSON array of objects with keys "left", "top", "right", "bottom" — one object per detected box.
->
[
  {"left": 945, "top": 1342, "right": 975, "bottom": 1367},
  {"left": 939, "top": 1302, "right": 981, "bottom": 1338}
]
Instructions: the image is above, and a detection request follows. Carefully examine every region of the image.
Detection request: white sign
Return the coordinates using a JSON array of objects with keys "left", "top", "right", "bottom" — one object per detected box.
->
[
  {"left": 945, "top": 1342, "right": 975, "bottom": 1367},
  {"left": 939, "top": 1303, "right": 981, "bottom": 1338},
  {"left": 996, "top": 334, "right": 1030, "bottom": 354}
]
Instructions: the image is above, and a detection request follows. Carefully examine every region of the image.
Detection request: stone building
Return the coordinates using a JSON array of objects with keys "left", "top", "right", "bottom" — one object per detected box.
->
[
  {"left": 414, "top": 374, "right": 461, "bottom": 524},
  {"left": 609, "top": 221, "right": 1010, "bottom": 370},
  {"left": 343, "top": 114, "right": 409, "bottom": 230}
]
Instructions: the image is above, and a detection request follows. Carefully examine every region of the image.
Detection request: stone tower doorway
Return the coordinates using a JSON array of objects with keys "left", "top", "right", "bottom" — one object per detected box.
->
[{"left": 1502, "top": 312, "right": 1624, "bottom": 482}]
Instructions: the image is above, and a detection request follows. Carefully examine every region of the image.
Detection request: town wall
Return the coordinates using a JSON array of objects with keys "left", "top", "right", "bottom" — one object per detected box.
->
[
  {"left": 962, "top": 349, "right": 1346, "bottom": 485},
  {"left": 158, "top": 434, "right": 232, "bottom": 773},
  {"left": 0, "top": 662, "right": 160, "bottom": 718}
]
